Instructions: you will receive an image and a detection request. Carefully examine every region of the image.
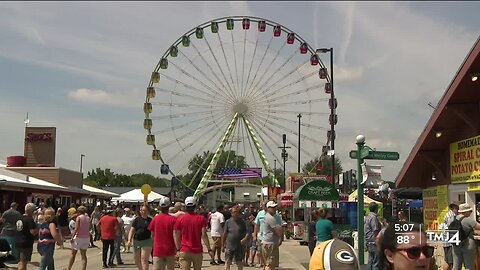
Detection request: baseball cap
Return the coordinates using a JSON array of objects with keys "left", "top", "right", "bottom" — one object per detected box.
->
[
  {"left": 266, "top": 201, "right": 278, "bottom": 208},
  {"left": 185, "top": 196, "right": 196, "bottom": 207},
  {"left": 159, "top": 197, "right": 171, "bottom": 207},
  {"left": 309, "top": 239, "right": 359, "bottom": 270}
]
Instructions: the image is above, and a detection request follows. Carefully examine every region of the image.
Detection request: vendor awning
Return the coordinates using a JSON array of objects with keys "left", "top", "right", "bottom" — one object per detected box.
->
[
  {"left": 0, "top": 168, "right": 68, "bottom": 192},
  {"left": 294, "top": 180, "right": 340, "bottom": 201},
  {"left": 83, "top": 184, "right": 119, "bottom": 198},
  {"left": 111, "top": 188, "right": 167, "bottom": 203}
]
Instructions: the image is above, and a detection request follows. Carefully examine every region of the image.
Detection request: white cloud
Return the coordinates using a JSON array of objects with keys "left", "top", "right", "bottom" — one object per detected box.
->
[{"left": 69, "top": 88, "right": 141, "bottom": 108}]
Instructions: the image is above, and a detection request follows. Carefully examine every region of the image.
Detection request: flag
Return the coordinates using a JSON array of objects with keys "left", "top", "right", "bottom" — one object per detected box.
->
[{"left": 216, "top": 167, "right": 262, "bottom": 179}]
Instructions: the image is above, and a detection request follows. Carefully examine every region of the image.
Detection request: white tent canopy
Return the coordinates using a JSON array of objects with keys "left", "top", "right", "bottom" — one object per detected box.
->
[{"left": 111, "top": 188, "right": 166, "bottom": 203}]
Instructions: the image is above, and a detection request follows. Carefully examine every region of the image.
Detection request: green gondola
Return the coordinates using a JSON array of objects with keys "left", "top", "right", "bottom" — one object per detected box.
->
[
  {"left": 211, "top": 21, "right": 219, "bottom": 33},
  {"left": 170, "top": 46, "right": 178, "bottom": 57},
  {"left": 160, "top": 58, "right": 168, "bottom": 69},
  {"left": 182, "top": 35, "right": 190, "bottom": 47},
  {"left": 195, "top": 27, "right": 204, "bottom": 39},
  {"left": 226, "top": 18, "right": 234, "bottom": 30}
]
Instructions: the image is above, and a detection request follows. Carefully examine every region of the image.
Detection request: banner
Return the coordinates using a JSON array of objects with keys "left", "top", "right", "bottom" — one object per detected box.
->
[
  {"left": 362, "top": 163, "right": 383, "bottom": 186},
  {"left": 423, "top": 185, "right": 449, "bottom": 230},
  {"left": 450, "top": 135, "right": 480, "bottom": 183}
]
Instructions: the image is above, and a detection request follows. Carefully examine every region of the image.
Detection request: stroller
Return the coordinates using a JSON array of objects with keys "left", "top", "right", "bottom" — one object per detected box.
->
[{"left": 0, "top": 238, "right": 15, "bottom": 268}]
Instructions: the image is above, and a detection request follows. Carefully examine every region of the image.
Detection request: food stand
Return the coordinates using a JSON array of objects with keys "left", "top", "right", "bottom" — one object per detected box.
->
[{"left": 293, "top": 179, "right": 340, "bottom": 245}]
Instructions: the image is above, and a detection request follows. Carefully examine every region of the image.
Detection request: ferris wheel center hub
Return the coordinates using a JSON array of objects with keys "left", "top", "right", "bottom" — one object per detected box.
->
[{"left": 233, "top": 102, "right": 249, "bottom": 115}]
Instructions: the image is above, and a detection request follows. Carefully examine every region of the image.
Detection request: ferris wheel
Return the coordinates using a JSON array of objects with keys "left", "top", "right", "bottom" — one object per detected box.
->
[{"left": 143, "top": 16, "right": 334, "bottom": 198}]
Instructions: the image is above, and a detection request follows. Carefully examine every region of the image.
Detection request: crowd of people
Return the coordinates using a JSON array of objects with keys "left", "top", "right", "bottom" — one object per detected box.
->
[
  {"left": 7, "top": 198, "right": 479, "bottom": 270},
  {"left": 0, "top": 197, "right": 288, "bottom": 270}
]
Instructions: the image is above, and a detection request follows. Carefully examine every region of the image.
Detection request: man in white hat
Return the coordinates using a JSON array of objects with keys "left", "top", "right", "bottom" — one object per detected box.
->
[
  {"left": 174, "top": 197, "right": 214, "bottom": 270},
  {"left": 149, "top": 197, "right": 177, "bottom": 270},
  {"left": 452, "top": 203, "right": 480, "bottom": 270},
  {"left": 262, "top": 201, "right": 283, "bottom": 270}
]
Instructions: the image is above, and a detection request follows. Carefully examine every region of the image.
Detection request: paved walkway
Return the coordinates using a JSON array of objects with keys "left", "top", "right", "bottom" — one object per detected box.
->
[{"left": 4, "top": 239, "right": 312, "bottom": 270}]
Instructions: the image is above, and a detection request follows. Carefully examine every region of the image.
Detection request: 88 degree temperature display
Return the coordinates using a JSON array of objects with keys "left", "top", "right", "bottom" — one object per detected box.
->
[{"left": 394, "top": 223, "right": 418, "bottom": 244}]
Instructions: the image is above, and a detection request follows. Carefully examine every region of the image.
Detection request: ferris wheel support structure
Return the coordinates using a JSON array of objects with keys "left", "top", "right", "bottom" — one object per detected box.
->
[{"left": 193, "top": 113, "right": 279, "bottom": 199}]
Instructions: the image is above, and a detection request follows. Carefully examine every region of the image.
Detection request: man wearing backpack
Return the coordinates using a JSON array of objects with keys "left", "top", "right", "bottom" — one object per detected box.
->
[
  {"left": 442, "top": 203, "right": 459, "bottom": 270},
  {"left": 452, "top": 203, "right": 480, "bottom": 270}
]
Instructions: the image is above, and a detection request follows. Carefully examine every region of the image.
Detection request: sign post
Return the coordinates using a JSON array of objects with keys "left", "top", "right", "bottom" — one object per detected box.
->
[
  {"left": 141, "top": 184, "right": 152, "bottom": 205},
  {"left": 351, "top": 135, "right": 400, "bottom": 265},
  {"left": 356, "top": 136, "right": 366, "bottom": 265}
]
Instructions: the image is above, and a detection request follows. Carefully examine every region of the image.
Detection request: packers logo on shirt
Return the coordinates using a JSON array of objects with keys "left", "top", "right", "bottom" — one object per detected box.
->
[
  {"left": 309, "top": 239, "right": 359, "bottom": 270},
  {"left": 335, "top": 249, "right": 355, "bottom": 264}
]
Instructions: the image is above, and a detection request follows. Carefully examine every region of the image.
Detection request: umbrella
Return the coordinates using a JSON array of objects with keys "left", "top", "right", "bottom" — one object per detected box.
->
[{"left": 111, "top": 189, "right": 166, "bottom": 203}]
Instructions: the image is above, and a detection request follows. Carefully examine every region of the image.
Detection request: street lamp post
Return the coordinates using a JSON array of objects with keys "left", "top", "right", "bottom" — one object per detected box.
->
[
  {"left": 317, "top": 48, "right": 336, "bottom": 185},
  {"left": 297, "top": 114, "right": 302, "bottom": 173},
  {"left": 80, "top": 154, "right": 85, "bottom": 174},
  {"left": 356, "top": 135, "right": 365, "bottom": 265},
  {"left": 274, "top": 159, "right": 277, "bottom": 179},
  {"left": 278, "top": 134, "right": 291, "bottom": 183}
]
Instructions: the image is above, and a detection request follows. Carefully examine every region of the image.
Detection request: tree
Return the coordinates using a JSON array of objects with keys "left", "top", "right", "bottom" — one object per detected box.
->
[
  {"left": 186, "top": 150, "right": 248, "bottom": 188},
  {"left": 250, "top": 168, "right": 285, "bottom": 187},
  {"left": 131, "top": 173, "right": 168, "bottom": 187},
  {"left": 302, "top": 156, "right": 343, "bottom": 178},
  {"left": 83, "top": 168, "right": 168, "bottom": 187},
  {"left": 84, "top": 168, "right": 117, "bottom": 187}
]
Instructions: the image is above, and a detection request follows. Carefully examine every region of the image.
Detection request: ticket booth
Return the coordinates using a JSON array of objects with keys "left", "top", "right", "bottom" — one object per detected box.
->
[{"left": 293, "top": 180, "right": 340, "bottom": 245}]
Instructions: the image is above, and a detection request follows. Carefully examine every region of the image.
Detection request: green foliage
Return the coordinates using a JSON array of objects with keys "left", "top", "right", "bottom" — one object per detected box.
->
[
  {"left": 302, "top": 156, "right": 342, "bottom": 177},
  {"left": 83, "top": 168, "right": 168, "bottom": 187},
  {"left": 251, "top": 168, "right": 285, "bottom": 186},
  {"left": 187, "top": 150, "right": 249, "bottom": 187}
]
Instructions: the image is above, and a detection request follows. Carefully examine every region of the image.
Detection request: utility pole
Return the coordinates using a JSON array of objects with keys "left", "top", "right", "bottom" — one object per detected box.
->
[
  {"left": 80, "top": 154, "right": 85, "bottom": 174},
  {"left": 297, "top": 114, "right": 302, "bottom": 173},
  {"left": 274, "top": 159, "right": 277, "bottom": 179}
]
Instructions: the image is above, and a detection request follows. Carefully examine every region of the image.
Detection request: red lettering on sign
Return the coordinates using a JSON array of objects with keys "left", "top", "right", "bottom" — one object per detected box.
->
[{"left": 25, "top": 133, "right": 53, "bottom": 142}]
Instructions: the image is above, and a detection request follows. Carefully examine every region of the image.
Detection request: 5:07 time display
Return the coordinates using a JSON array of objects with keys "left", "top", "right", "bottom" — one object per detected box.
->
[{"left": 394, "top": 223, "right": 415, "bottom": 232}]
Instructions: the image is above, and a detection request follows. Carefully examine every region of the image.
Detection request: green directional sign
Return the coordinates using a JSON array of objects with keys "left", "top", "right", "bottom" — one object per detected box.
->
[
  {"left": 367, "top": 151, "right": 400, "bottom": 160},
  {"left": 350, "top": 149, "right": 399, "bottom": 160},
  {"left": 361, "top": 147, "right": 370, "bottom": 158}
]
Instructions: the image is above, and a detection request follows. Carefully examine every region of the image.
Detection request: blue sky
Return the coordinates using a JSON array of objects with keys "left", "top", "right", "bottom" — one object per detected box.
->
[{"left": 0, "top": 2, "right": 479, "bottom": 183}]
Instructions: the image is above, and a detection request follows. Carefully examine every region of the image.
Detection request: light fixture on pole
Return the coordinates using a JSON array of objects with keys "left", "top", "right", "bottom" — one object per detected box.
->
[
  {"left": 80, "top": 154, "right": 85, "bottom": 174},
  {"left": 317, "top": 47, "right": 337, "bottom": 185},
  {"left": 278, "top": 134, "right": 291, "bottom": 183}
]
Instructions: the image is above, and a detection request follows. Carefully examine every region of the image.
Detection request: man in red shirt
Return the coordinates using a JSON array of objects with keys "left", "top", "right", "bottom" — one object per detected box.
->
[
  {"left": 97, "top": 210, "right": 118, "bottom": 268},
  {"left": 174, "top": 197, "right": 214, "bottom": 270},
  {"left": 149, "top": 197, "right": 177, "bottom": 270}
]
